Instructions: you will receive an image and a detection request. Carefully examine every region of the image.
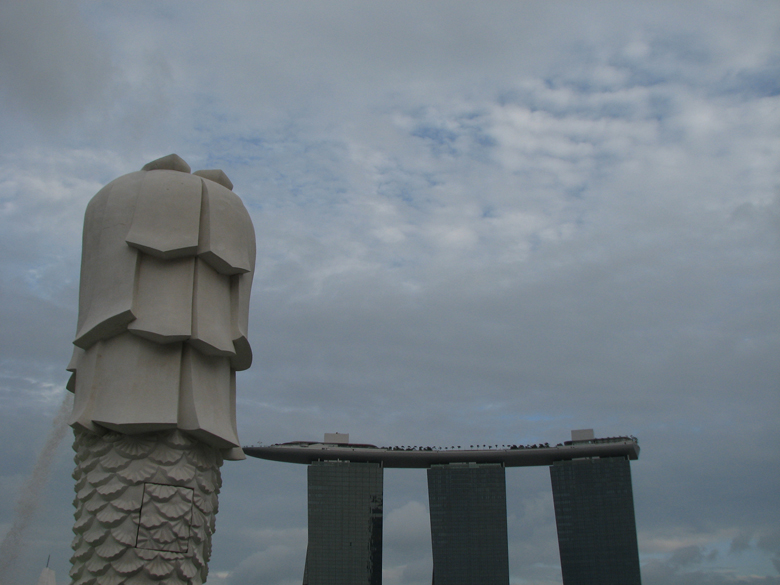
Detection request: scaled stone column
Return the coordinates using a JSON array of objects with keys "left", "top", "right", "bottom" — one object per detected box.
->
[{"left": 66, "top": 154, "right": 256, "bottom": 585}]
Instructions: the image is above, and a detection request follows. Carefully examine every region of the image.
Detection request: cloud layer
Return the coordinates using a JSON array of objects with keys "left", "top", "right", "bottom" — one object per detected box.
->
[{"left": 1, "top": 2, "right": 779, "bottom": 584}]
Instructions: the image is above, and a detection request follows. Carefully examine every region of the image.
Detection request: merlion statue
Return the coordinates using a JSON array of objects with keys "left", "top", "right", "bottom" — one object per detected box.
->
[{"left": 65, "top": 154, "right": 255, "bottom": 585}]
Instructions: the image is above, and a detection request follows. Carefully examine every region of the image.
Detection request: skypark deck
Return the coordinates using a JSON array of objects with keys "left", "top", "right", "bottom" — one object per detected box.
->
[{"left": 243, "top": 436, "right": 639, "bottom": 468}]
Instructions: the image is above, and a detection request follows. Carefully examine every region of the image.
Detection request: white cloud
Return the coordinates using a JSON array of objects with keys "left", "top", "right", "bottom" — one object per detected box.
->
[
  {"left": 226, "top": 528, "right": 307, "bottom": 585},
  {"left": 0, "top": 0, "right": 111, "bottom": 127},
  {"left": 1, "top": 1, "right": 779, "bottom": 583},
  {"left": 384, "top": 500, "right": 431, "bottom": 557}
]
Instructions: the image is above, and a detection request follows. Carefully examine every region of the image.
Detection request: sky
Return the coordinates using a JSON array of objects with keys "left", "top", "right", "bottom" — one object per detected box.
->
[{"left": 0, "top": 1, "right": 779, "bottom": 584}]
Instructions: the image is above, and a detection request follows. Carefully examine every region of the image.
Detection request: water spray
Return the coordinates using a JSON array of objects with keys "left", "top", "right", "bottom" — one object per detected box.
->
[{"left": 0, "top": 392, "right": 73, "bottom": 583}]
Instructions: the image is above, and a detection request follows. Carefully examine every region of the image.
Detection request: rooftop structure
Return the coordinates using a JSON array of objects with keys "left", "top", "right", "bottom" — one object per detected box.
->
[{"left": 243, "top": 435, "right": 639, "bottom": 468}]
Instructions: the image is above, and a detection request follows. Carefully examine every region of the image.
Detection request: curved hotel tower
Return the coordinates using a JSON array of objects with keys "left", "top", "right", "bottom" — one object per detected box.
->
[{"left": 245, "top": 430, "right": 641, "bottom": 585}]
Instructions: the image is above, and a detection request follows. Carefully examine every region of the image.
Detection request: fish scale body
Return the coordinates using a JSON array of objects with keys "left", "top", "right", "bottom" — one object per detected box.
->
[{"left": 69, "top": 429, "right": 222, "bottom": 585}]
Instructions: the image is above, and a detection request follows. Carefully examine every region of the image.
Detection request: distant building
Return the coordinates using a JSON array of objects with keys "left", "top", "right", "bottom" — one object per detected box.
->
[
  {"left": 428, "top": 463, "right": 509, "bottom": 585},
  {"left": 303, "top": 460, "right": 383, "bottom": 585},
  {"left": 245, "top": 430, "right": 641, "bottom": 585},
  {"left": 550, "top": 432, "right": 641, "bottom": 585},
  {"left": 36, "top": 567, "right": 56, "bottom": 585}
]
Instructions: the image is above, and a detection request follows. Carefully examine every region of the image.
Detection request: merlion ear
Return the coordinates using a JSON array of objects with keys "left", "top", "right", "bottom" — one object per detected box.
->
[
  {"left": 194, "top": 169, "right": 233, "bottom": 190},
  {"left": 142, "top": 154, "right": 191, "bottom": 173}
]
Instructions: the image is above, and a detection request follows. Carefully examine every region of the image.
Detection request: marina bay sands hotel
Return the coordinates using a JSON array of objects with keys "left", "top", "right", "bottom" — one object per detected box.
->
[{"left": 245, "top": 429, "right": 641, "bottom": 585}]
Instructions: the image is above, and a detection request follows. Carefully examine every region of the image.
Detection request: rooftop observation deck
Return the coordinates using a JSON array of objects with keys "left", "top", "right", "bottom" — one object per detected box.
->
[{"left": 243, "top": 436, "right": 639, "bottom": 468}]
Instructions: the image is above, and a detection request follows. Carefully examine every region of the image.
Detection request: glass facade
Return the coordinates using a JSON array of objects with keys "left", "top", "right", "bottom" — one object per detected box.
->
[
  {"left": 550, "top": 456, "right": 641, "bottom": 585},
  {"left": 304, "top": 461, "right": 383, "bottom": 585},
  {"left": 427, "top": 463, "right": 509, "bottom": 585}
]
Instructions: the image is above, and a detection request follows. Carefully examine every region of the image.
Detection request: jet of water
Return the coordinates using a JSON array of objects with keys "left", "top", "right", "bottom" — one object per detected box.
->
[{"left": 0, "top": 392, "right": 73, "bottom": 584}]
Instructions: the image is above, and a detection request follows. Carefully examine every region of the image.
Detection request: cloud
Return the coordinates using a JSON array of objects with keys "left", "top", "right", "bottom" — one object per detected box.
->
[
  {"left": 1, "top": 2, "right": 779, "bottom": 583},
  {"left": 643, "top": 562, "right": 780, "bottom": 585},
  {"left": 758, "top": 530, "right": 780, "bottom": 575},
  {"left": 730, "top": 533, "right": 754, "bottom": 555},
  {"left": 507, "top": 486, "right": 561, "bottom": 583},
  {"left": 0, "top": 0, "right": 111, "bottom": 127},
  {"left": 225, "top": 527, "right": 307, "bottom": 585},
  {"left": 384, "top": 500, "right": 431, "bottom": 560},
  {"left": 670, "top": 546, "right": 719, "bottom": 568}
]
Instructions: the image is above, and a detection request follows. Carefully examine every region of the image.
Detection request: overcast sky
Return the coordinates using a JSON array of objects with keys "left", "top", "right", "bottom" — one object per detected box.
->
[{"left": 1, "top": 1, "right": 779, "bottom": 584}]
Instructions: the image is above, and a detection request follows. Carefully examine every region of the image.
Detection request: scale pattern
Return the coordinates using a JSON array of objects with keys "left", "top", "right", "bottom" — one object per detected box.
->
[{"left": 69, "top": 429, "right": 223, "bottom": 585}]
